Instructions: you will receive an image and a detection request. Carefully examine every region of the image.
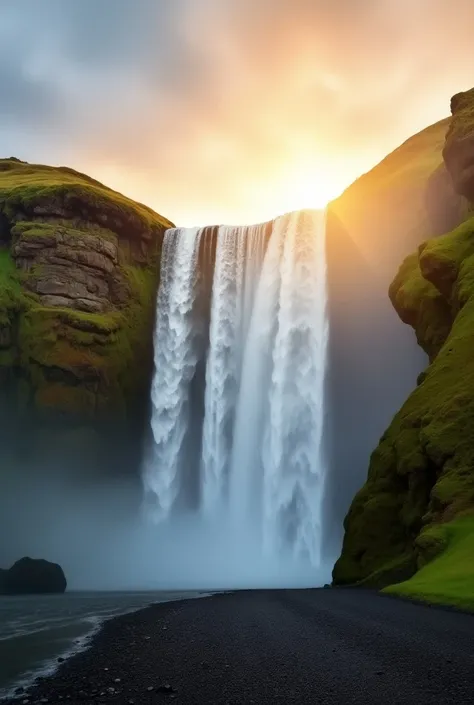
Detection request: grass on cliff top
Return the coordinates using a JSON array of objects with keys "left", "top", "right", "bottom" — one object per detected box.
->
[
  {"left": 383, "top": 516, "right": 474, "bottom": 612},
  {"left": 0, "top": 158, "right": 174, "bottom": 233}
]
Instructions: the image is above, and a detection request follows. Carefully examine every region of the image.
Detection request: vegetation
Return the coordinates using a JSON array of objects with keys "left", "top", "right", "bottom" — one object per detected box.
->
[
  {"left": 384, "top": 517, "right": 474, "bottom": 611},
  {"left": 389, "top": 252, "right": 452, "bottom": 360},
  {"left": 0, "top": 158, "right": 171, "bottom": 441},
  {"left": 333, "top": 215, "right": 474, "bottom": 604},
  {"left": 0, "top": 158, "right": 173, "bottom": 235}
]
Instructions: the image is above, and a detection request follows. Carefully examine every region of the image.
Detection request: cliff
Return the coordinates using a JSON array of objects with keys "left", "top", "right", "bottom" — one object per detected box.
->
[
  {"left": 330, "top": 118, "right": 468, "bottom": 281},
  {"left": 0, "top": 158, "right": 173, "bottom": 475},
  {"left": 333, "top": 88, "right": 474, "bottom": 609},
  {"left": 323, "top": 114, "right": 468, "bottom": 559}
]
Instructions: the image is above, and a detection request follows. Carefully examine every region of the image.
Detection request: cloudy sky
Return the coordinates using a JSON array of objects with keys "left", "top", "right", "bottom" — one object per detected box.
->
[{"left": 1, "top": 0, "right": 473, "bottom": 226}]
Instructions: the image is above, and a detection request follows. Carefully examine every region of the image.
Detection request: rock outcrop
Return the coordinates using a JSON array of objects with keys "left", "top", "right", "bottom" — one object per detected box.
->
[
  {"left": 334, "top": 88, "right": 474, "bottom": 589},
  {"left": 1, "top": 557, "right": 66, "bottom": 594},
  {"left": 443, "top": 88, "right": 474, "bottom": 200},
  {"left": 0, "top": 158, "right": 173, "bottom": 476}
]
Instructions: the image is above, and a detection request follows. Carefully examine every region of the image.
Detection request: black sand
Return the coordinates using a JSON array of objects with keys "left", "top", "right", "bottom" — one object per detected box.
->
[{"left": 4, "top": 588, "right": 474, "bottom": 705}]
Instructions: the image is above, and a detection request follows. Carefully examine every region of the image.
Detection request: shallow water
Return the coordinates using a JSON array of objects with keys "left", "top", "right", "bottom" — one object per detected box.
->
[{"left": 0, "top": 590, "right": 203, "bottom": 696}]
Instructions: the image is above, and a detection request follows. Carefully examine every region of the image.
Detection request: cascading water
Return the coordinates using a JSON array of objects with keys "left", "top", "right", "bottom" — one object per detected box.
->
[
  {"left": 143, "top": 210, "right": 329, "bottom": 585},
  {"left": 143, "top": 227, "right": 204, "bottom": 519}
]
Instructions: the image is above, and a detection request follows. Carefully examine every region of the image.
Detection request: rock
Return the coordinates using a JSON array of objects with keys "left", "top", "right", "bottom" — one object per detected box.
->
[
  {"left": 157, "top": 684, "right": 176, "bottom": 694},
  {"left": 0, "top": 156, "right": 173, "bottom": 470},
  {"left": 58, "top": 657, "right": 65, "bottom": 662},
  {"left": 1, "top": 557, "right": 66, "bottom": 595},
  {"left": 443, "top": 88, "right": 474, "bottom": 200}
]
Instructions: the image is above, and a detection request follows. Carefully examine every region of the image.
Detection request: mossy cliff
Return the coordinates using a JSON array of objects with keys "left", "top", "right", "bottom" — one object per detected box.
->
[
  {"left": 333, "top": 89, "right": 474, "bottom": 601},
  {"left": 0, "top": 158, "right": 173, "bottom": 471}
]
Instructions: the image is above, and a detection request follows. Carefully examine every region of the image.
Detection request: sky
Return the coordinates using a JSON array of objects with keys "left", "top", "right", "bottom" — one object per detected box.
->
[{"left": 0, "top": 0, "right": 473, "bottom": 227}]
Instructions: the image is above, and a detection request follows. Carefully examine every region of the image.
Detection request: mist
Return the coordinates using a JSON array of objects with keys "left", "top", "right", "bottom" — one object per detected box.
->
[{"left": 1, "top": 465, "right": 333, "bottom": 591}]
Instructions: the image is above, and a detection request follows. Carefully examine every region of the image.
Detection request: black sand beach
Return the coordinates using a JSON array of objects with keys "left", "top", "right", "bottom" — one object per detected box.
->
[{"left": 3, "top": 588, "right": 474, "bottom": 705}]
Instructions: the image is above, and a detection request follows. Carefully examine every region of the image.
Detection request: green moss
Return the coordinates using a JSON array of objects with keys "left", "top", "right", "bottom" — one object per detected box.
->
[
  {"left": 0, "top": 158, "right": 174, "bottom": 428},
  {"left": 384, "top": 516, "right": 474, "bottom": 611},
  {"left": 10, "top": 220, "right": 120, "bottom": 250},
  {"left": 334, "top": 216, "right": 474, "bottom": 589},
  {"left": 0, "top": 248, "right": 25, "bottom": 325},
  {"left": 0, "top": 159, "right": 174, "bottom": 237},
  {"left": 414, "top": 524, "right": 449, "bottom": 568},
  {"left": 389, "top": 252, "right": 452, "bottom": 359}
]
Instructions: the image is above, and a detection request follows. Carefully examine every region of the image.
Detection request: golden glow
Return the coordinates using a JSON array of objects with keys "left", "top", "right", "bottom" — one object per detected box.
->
[
  {"left": 269, "top": 162, "right": 345, "bottom": 213},
  {"left": 11, "top": 0, "right": 474, "bottom": 230}
]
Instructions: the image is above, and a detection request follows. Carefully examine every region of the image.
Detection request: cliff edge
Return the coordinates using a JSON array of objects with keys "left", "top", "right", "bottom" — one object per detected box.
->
[
  {"left": 0, "top": 158, "right": 173, "bottom": 474},
  {"left": 333, "top": 89, "right": 474, "bottom": 610}
]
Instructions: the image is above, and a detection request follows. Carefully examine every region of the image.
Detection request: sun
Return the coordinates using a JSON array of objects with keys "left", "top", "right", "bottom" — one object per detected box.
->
[{"left": 281, "top": 163, "right": 343, "bottom": 212}]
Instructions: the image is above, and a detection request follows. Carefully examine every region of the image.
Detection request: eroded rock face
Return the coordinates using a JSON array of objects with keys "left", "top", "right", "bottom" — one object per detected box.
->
[
  {"left": 1, "top": 557, "right": 67, "bottom": 594},
  {"left": 0, "top": 158, "right": 173, "bottom": 478},
  {"left": 11, "top": 224, "right": 125, "bottom": 314},
  {"left": 443, "top": 87, "right": 474, "bottom": 200}
]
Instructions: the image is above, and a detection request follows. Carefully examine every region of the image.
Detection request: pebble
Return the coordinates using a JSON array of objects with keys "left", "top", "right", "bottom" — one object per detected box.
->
[
  {"left": 114, "top": 678, "right": 121, "bottom": 683},
  {"left": 157, "top": 684, "right": 176, "bottom": 694}
]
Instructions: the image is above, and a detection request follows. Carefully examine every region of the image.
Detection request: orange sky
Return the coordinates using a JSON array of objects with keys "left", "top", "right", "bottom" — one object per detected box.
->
[{"left": 1, "top": 0, "right": 474, "bottom": 226}]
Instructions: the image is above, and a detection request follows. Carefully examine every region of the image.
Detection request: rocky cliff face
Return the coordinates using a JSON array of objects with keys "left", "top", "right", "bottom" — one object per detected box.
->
[
  {"left": 323, "top": 115, "right": 468, "bottom": 560},
  {"left": 443, "top": 88, "right": 474, "bottom": 200},
  {"left": 0, "top": 158, "right": 173, "bottom": 476},
  {"left": 333, "top": 89, "right": 474, "bottom": 589}
]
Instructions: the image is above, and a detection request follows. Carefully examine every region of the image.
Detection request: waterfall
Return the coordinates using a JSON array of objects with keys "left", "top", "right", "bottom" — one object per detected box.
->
[
  {"left": 144, "top": 210, "right": 329, "bottom": 576},
  {"left": 143, "top": 227, "right": 204, "bottom": 519}
]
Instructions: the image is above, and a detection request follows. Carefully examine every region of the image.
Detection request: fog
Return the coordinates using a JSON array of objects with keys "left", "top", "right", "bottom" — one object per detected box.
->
[{"left": 0, "top": 466, "right": 333, "bottom": 591}]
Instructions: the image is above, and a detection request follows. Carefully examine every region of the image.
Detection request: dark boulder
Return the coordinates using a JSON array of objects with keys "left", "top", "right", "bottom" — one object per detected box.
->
[{"left": 1, "top": 557, "right": 67, "bottom": 594}]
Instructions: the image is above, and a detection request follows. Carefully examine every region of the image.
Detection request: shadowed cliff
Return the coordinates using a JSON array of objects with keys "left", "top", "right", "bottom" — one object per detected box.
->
[{"left": 333, "top": 88, "right": 474, "bottom": 609}]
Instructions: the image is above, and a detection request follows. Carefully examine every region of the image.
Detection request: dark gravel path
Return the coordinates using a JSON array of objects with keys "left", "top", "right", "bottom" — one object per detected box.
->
[{"left": 3, "top": 588, "right": 474, "bottom": 705}]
